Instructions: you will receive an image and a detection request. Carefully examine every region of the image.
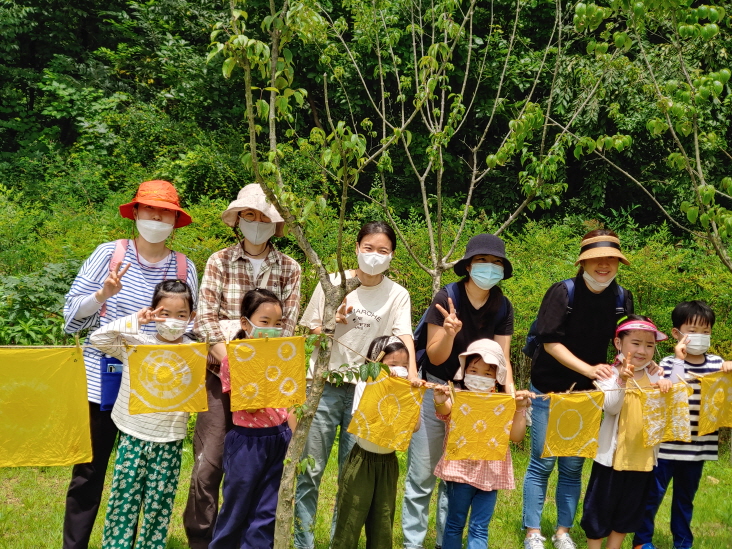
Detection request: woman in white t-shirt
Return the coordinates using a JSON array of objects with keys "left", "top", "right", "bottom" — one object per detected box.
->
[{"left": 294, "top": 221, "right": 416, "bottom": 549}]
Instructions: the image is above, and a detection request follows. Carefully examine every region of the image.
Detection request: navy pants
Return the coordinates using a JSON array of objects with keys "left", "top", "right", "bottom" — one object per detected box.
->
[
  {"left": 210, "top": 423, "right": 291, "bottom": 549},
  {"left": 632, "top": 458, "right": 705, "bottom": 549}
]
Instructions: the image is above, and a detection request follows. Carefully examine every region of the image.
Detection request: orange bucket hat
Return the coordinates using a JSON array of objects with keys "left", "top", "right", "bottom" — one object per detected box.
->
[{"left": 119, "top": 180, "right": 192, "bottom": 228}]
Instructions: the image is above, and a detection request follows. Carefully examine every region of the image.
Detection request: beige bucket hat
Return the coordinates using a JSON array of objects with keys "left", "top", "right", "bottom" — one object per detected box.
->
[
  {"left": 575, "top": 234, "right": 630, "bottom": 266},
  {"left": 221, "top": 184, "right": 285, "bottom": 237},
  {"left": 455, "top": 339, "right": 507, "bottom": 384}
]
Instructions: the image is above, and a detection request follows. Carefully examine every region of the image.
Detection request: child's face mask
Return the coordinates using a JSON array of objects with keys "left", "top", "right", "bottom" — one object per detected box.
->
[
  {"left": 156, "top": 318, "right": 189, "bottom": 341},
  {"left": 390, "top": 366, "right": 409, "bottom": 378},
  {"left": 246, "top": 318, "right": 283, "bottom": 338},
  {"left": 463, "top": 374, "right": 496, "bottom": 392},
  {"left": 681, "top": 333, "right": 711, "bottom": 355}
]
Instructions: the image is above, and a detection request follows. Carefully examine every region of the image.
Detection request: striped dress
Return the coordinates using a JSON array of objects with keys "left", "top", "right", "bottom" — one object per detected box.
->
[
  {"left": 659, "top": 353, "right": 724, "bottom": 461},
  {"left": 64, "top": 240, "right": 198, "bottom": 404}
]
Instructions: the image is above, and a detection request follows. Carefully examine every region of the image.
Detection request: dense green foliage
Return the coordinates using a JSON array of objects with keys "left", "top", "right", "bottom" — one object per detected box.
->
[{"left": 2, "top": 0, "right": 732, "bottom": 359}]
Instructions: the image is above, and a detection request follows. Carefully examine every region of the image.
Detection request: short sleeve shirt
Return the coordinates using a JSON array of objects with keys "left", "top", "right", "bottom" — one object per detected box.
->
[
  {"left": 300, "top": 272, "right": 413, "bottom": 381},
  {"left": 422, "top": 282, "right": 514, "bottom": 382},
  {"left": 530, "top": 276, "right": 633, "bottom": 394}
]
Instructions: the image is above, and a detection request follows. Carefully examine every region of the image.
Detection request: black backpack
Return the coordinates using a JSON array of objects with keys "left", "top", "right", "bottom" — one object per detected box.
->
[
  {"left": 521, "top": 278, "right": 626, "bottom": 359},
  {"left": 414, "top": 282, "right": 508, "bottom": 368}
]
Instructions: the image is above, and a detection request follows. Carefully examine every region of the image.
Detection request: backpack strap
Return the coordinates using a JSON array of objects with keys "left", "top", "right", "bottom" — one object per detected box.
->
[
  {"left": 445, "top": 282, "right": 460, "bottom": 311},
  {"left": 563, "top": 278, "right": 576, "bottom": 312},
  {"left": 615, "top": 285, "right": 626, "bottom": 315},
  {"left": 174, "top": 251, "right": 188, "bottom": 282},
  {"left": 101, "top": 240, "right": 129, "bottom": 318}
]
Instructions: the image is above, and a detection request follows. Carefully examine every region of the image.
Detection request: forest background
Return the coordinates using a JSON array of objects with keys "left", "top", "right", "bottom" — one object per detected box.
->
[
  {"left": 2, "top": 0, "right": 732, "bottom": 546},
  {"left": 2, "top": 0, "right": 732, "bottom": 367}
]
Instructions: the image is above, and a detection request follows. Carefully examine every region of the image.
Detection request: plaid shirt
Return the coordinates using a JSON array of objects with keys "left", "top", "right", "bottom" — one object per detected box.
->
[
  {"left": 194, "top": 243, "right": 301, "bottom": 345},
  {"left": 434, "top": 411, "right": 515, "bottom": 491}
]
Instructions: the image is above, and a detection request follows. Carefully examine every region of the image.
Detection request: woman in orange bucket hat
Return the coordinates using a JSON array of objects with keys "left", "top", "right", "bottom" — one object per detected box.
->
[{"left": 61, "top": 179, "right": 197, "bottom": 549}]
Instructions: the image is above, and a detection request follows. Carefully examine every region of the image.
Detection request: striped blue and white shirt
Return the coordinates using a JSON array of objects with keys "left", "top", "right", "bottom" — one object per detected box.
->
[
  {"left": 658, "top": 353, "right": 724, "bottom": 461},
  {"left": 64, "top": 240, "right": 198, "bottom": 403}
]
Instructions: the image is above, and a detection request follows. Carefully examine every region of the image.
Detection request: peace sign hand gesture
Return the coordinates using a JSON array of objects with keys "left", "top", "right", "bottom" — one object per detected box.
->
[
  {"left": 137, "top": 306, "right": 167, "bottom": 325},
  {"left": 435, "top": 297, "right": 462, "bottom": 338},
  {"left": 97, "top": 262, "right": 131, "bottom": 302},
  {"left": 619, "top": 351, "right": 634, "bottom": 382}
]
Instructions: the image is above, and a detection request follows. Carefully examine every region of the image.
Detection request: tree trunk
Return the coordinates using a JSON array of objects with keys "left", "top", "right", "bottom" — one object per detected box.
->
[{"left": 273, "top": 278, "right": 358, "bottom": 549}]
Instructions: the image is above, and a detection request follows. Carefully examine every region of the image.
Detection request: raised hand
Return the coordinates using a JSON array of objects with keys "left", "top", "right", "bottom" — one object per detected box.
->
[
  {"left": 97, "top": 262, "right": 130, "bottom": 302},
  {"left": 619, "top": 351, "right": 634, "bottom": 382},
  {"left": 675, "top": 334, "right": 689, "bottom": 361},
  {"left": 435, "top": 297, "right": 463, "bottom": 338},
  {"left": 336, "top": 298, "right": 354, "bottom": 325},
  {"left": 137, "top": 306, "right": 166, "bottom": 325}
]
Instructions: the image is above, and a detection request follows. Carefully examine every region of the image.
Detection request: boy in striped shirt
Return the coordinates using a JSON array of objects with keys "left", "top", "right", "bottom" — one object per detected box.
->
[{"left": 633, "top": 301, "right": 732, "bottom": 549}]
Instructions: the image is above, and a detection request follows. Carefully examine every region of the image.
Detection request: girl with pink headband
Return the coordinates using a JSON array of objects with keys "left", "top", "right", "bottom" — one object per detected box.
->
[{"left": 580, "top": 314, "right": 672, "bottom": 549}]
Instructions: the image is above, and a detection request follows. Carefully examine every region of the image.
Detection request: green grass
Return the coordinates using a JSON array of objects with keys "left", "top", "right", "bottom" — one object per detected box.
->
[{"left": 1, "top": 437, "right": 730, "bottom": 548}]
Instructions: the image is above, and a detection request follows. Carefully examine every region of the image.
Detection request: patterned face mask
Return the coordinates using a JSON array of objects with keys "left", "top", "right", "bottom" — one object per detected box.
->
[
  {"left": 156, "top": 318, "right": 189, "bottom": 341},
  {"left": 463, "top": 374, "right": 496, "bottom": 392}
]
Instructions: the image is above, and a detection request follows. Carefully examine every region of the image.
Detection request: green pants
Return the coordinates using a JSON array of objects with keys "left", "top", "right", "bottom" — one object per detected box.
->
[
  {"left": 331, "top": 444, "right": 399, "bottom": 549},
  {"left": 102, "top": 432, "right": 183, "bottom": 549}
]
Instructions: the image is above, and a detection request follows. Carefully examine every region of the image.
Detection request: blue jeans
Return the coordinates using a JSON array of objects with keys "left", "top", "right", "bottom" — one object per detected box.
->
[
  {"left": 632, "top": 458, "right": 705, "bottom": 549},
  {"left": 294, "top": 382, "right": 356, "bottom": 549},
  {"left": 402, "top": 382, "right": 449, "bottom": 548},
  {"left": 442, "top": 481, "right": 498, "bottom": 549},
  {"left": 522, "top": 385, "right": 584, "bottom": 530}
]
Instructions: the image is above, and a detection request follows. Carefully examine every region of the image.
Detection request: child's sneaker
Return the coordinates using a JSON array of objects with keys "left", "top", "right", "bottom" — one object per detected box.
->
[
  {"left": 524, "top": 533, "right": 547, "bottom": 549},
  {"left": 633, "top": 545, "right": 658, "bottom": 549},
  {"left": 551, "top": 533, "right": 577, "bottom": 549}
]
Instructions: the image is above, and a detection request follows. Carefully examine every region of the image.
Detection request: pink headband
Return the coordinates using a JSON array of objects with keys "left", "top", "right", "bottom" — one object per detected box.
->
[{"left": 615, "top": 319, "right": 668, "bottom": 341}]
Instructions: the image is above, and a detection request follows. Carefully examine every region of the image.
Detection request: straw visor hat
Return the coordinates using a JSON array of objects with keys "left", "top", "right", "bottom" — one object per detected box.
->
[
  {"left": 119, "top": 180, "right": 192, "bottom": 228},
  {"left": 221, "top": 184, "right": 285, "bottom": 237},
  {"left": 575, "top": 234, "right": 630, "bottom": 266}
]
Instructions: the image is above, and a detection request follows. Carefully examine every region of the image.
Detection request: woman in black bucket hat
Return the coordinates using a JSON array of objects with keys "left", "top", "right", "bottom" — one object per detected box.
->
[{"left": 401, "top": 233, "right": 516, "bottom": 549}]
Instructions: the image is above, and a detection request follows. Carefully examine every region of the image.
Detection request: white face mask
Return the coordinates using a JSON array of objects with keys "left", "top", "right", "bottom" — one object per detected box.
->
[
  {"left": 136, "top": 219, "right": 174, "bottom": 244},
  {"left": 463, "top": 374, "right": 496, "bottom": 392},
  {"left": 682, "top": 333, "right": 711, "bottom": 355},
  {"left": 582, "top": 271, "right": 616, "bottom": 292},
  {"left": 156, "top": 318, "right": 189, "bottom": 341},
  {"left": 357, "top": 252, "right": 392, "bottom": 276},
  {"left": 239, "top": 218, "right": 276, "bottom": 245},
  {"left": 617, "top": 352, "right": 652, "bottom": 371},
  {"left": 390, "top": 366, "right": 409, "bottom": 379}
]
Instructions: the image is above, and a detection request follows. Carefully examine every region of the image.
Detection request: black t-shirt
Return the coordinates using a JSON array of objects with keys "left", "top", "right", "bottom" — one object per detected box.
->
[
  {"left": 422, "top": 281, "right": 514, "bottom": 381},
  {"left": 530, "top": 276, "right": 634, "bottom": 393}
]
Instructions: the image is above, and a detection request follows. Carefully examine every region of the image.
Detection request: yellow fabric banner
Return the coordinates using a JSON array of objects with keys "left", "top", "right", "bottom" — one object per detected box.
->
[
  {"left": 445, "top": 391, "right": 516, "bottom": 461},
  {"left": 542, "top": 391, "right": 604, "bottom": 458},
  {"left": 347, "top": 374, "right": 424, "bottom": 452},
  {"left": 698, "top": 371, "right": 732, "bottom": 436},
  {"left": 227, "top": 337, "right": 306, "bottom": 410},
  {"left": 641, "top": 382, "right": 693, "bottom": 447},
  {"left": 0, "top": 348, "right": 91, "bottom": 467},
  {"left": 128, "top": 342, "right": 208, "bottom": 414}
]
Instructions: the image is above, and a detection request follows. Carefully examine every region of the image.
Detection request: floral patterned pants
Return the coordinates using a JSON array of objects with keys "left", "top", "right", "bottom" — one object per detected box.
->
[{"left": 102, "top": 433, "right": 183, "bottom": 549}]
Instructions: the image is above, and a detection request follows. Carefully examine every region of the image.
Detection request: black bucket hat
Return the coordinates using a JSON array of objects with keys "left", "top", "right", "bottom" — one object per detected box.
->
[{"left": 453, "top": 234, "right": 513, "bottom": 279}]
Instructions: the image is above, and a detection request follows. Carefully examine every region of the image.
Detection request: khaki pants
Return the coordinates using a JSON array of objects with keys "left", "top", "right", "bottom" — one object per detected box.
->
[{"left": 183, "top": 371, "right": 233, "bottom": 549}]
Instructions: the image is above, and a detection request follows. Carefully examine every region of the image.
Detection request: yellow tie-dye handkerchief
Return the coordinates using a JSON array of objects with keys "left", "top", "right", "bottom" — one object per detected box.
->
[
  {"left": 698, "top": 371, "right": 732, "bottom": 436},
  {"left": 542, "top": 391, "right": 604, "bottom": 458},
  {"left": 641, "top": 382, "right": 693, "bottom": 447},
  {"left": 0, "top": 347, "right": 91, "bottom": 467},
  {"left": 347, "top": 374, "right": 424, "bottom": 451},
  {"left": 227, "top": 337, "right": 306, "bottom": 410},
  {"left": 128, "top": 342, "right": 208, "bottom": 414},
  {"left": 445, "top": 391, "right": 516, "bottom": 461}
]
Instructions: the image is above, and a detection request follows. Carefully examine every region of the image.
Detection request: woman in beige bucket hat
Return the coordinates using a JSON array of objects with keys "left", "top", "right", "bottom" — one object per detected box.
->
[
  {"left": 522, "top": 228, "right": 634, "bottom": 549},
  {"left": 183, "top": 183, "right": 302, "bottom": 549}
]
